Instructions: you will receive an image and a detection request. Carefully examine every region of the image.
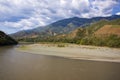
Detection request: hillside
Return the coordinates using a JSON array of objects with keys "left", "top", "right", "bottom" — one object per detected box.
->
[
  {"left": 66, "top": 19, "right": 120, "bottom": 47},
  {"left": 0, "top": 31, "right": 18, "bottom": 46},
  {"left": 94, "top": 25, "right": 120, "bottom": 37},
  {"left": 67, "top": 19, "right": 120, "bottom": 38},
  {"left": 19, "top": 18, "right": 120, "bottom": 47},
  {"left": 72, "top": 18, "right": 120, "bottom": 37},
  {"left": 10, "top": 15, "right": 120, "bottom": 47},
  {"left": 11, "top": 15, "right": 120, "bottom": 39}
]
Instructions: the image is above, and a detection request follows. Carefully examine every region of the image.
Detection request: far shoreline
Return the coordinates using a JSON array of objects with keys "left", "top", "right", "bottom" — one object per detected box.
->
[{"left": 17, "top": 43, "right": 120, "bottom": 63}]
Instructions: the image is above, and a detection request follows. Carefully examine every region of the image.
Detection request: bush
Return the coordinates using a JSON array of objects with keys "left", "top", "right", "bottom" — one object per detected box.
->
[
  {"left": 57, "top": 44, "right": 65, "bottom": 47},
  {"left": 106, "top": 35, "right": 120, "bottom": 47}
]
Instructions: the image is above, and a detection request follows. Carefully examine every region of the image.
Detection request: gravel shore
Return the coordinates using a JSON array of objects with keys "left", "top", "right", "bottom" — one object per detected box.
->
[{"left": 18, "top": 43, "right": 120, "bottom": 62}]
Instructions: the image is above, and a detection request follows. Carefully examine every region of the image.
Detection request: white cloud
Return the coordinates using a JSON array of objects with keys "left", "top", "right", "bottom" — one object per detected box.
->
[
  {"left": 0, "top": 0, "right": 119, "bottom": 33},
  {"left": 116, "top": 12, "right": 120, "bottom": 15},
  {"left": 89, "top": 0, "right": 117, "bottom": 17}
]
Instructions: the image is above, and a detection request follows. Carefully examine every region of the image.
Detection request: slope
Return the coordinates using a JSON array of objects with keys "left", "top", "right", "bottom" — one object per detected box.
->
[
  {"left": 11, "top": 15, "right": 120, "bottom": 39},
  {"left": 0, "top": 31, "right": 18, "bottom": 46}
]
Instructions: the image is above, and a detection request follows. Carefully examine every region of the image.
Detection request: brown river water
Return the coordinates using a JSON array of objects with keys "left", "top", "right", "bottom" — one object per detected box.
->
[{"left": 0, "top": 45, "right": 120, "bottom": 80}]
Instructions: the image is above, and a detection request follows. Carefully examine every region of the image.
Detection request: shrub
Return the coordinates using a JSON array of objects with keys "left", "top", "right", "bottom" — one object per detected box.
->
[{"left": 57, "top": 44, "right": 65, "bottom": 47}]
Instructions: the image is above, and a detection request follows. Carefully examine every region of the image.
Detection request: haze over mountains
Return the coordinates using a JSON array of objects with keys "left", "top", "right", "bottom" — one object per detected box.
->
[{"left": 11, "top": 15, "right": 120, "bottom": 39}]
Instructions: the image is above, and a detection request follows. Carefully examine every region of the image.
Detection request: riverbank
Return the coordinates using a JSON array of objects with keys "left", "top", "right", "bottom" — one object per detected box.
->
[{"left": 18, "top": 43, "right": 120, "bottom": 62}]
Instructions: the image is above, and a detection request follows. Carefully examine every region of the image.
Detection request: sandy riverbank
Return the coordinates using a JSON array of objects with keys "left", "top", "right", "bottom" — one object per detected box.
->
[{"left": 18, "top": 43, "right": 120, "bottom": 62}]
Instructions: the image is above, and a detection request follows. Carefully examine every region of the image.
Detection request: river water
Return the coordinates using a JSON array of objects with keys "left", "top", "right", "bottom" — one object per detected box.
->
[{"left": 0, "top": 46, "right": 120, "bottom": 80}]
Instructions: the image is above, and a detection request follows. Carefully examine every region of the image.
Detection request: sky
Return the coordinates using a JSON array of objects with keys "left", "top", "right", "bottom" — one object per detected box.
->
[{"left": 0, "top": 0, "right": 120, "bottom": 34}]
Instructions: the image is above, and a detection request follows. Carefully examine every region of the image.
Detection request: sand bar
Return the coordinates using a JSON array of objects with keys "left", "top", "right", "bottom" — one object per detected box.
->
[{"left": 18, "top": 43, "right": 120, "bottom": 62}]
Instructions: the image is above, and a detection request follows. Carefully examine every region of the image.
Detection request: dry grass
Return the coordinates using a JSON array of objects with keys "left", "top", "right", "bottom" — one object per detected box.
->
[{"left": 94, "top": 25, "right": 120, "bottom": 36}]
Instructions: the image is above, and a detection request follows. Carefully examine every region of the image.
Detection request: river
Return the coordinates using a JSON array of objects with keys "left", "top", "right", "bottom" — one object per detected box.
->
[{"left": 0, "top": 45, "right": 120, "bottom": 80}]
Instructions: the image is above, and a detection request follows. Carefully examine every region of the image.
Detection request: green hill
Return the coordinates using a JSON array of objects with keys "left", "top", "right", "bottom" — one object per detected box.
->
[
  {"left": 69, "top": 19, "right": 120, "bottom": 47},
  {"left": 0, "top": 31, "right": 18, "bottom": 46}
]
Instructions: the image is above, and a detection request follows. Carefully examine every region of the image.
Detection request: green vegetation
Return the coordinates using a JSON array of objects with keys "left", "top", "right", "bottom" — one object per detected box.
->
[
  {"left": 17, "top": 19, "right": 120, "bottom": 48},
  {"left": 106, "top": 35, "right": 120, "bottom": 47},
  {"left": 19, "top": 45, "right": 28, "bottom": 50},
  {"left": 111, "top": 25, "right": 120, "bottom": 28},
  {"left": 57, "top": 44, "right": 66, "bottom": 47},
  {"left": 76, "top": 35, "right": 120, "bottom": 48},
  {"left": 0, "top": 31, "right": 18, "bottom": 46}
]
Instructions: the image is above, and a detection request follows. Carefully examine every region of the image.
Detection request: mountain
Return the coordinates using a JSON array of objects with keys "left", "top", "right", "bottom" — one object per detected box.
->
[
  {"left": 0, "top": 31, "right": 18, "bottom": 46},
  {"left": 14, "top": 17, "right": 120, "bottom": 47},
  {"left": 52, "top": 19, "right": 120, "bottom": 47},
  {"left": 68, "top": 19, "right": 120, "bottom": 38},
  {"left": 11, "top": 15, "right": 120, "bottom": 39}
]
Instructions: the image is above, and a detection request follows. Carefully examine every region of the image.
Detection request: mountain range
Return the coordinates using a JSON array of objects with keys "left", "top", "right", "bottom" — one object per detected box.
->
[
  {"left": 10, "top": 15, "right": 120, "bottom": 47},
  {"left": 10, "top": 15, "right": 120, "bottom": 39}
]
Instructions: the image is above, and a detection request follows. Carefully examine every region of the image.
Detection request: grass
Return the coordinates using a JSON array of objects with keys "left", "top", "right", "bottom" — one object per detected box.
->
[
  {"left": 111, "top": 25, "right": 120, "bottom": 28},
  {"left": 57, "top": 44, "right": 66, "bottom": 47},
  {"left": 19, "top": 45, "right": 28, "bottom": 50}
]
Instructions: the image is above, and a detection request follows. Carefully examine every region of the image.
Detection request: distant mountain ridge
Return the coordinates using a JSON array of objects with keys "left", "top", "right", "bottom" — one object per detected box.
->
[
  {"left": 11, "top": 15, "right": 120, "bottom": 39},
  {"left": 0, "top": 31, "right": 18, "bottom": 46},
  {"left": 26, "top": 18, "right": 119, "bottom": 47}
]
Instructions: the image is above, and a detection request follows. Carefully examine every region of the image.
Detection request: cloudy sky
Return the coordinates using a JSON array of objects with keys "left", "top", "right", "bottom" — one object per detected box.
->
[{"left": 0, "top": 0, "right": 120, "bottom": 34}]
